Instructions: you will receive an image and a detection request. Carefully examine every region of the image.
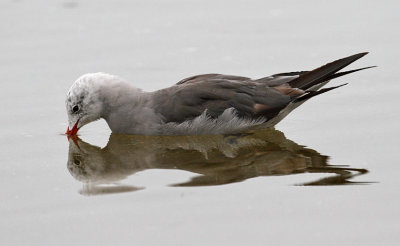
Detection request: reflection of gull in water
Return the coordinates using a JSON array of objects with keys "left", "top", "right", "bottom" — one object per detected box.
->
[{"left": 67, "top": 129, "right": 369, "bottom": 195}]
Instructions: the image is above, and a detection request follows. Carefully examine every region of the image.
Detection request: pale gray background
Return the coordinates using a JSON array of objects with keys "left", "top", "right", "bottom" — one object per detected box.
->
[{"left": 0, "top": 0, "right": 399, "bottom": 245}]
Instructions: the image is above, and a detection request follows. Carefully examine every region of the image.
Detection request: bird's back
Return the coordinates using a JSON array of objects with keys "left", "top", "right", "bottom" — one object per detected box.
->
[{"left": 150, "top": 53, "right": 371, "bottom": 135}]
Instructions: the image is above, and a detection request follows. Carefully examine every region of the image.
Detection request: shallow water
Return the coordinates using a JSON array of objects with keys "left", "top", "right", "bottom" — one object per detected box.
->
[
  {"left": 1, "top": 0, "right": 400, "bottom": 245},
  {"left": 68, "top": 129, "right": 369, "bottom": 194}
]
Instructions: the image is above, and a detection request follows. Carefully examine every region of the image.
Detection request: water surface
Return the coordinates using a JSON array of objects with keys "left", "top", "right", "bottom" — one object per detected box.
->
[
  {"left": 68, "top": 129, "right": 369, "bottom": 195},
  {"left": 1, "top": 0, "right": 399, "bottom": 245}
]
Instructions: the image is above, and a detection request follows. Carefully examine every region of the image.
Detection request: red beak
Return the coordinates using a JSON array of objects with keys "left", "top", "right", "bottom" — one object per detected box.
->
[
  {"left": 66, "top": 119, "right": 80, "bottom": 136},
  {"left": 67, "top": 134, "right": 80, "bottom": 149}
]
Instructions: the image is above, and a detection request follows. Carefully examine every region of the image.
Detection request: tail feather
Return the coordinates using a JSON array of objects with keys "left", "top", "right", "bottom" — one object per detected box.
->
[
  {"left": 325, "top": 66, "right": 376, "bottom": 81},
  {"left": 260, "top": 53, "right": 372, "bottom": 127},
  {"left": 294, "top": 84, "right": 348, "bottom": 102},
  {"left": 288, "top": 52, "right": 369, "bottom": 90}
]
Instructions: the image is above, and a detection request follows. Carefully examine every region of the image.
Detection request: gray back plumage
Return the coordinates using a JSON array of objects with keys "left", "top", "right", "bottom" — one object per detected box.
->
[
  {"left": 151, "top": 52, "right": 371, "bottom": 126},
  {"left": 151, "top": 74, "right": 297, "bottom": 123}
]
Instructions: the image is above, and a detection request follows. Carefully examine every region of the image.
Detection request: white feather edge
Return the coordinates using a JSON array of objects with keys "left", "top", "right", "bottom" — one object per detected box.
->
[{"left": 161, "top": 108, "right": 266, "bottom": 135}]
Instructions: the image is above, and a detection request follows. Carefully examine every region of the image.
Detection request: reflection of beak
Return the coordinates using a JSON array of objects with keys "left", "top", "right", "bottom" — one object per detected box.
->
[
  {"left": 67, "top": 134, "right": 81, "bottom": 149},
  {"left": 66, "top": 119, "right": 80, "bottom": 135}
]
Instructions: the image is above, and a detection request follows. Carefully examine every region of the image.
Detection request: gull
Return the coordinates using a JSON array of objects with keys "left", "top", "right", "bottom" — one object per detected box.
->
[{"left": 65, "top": 52, "right": 373, "bottom": 136}]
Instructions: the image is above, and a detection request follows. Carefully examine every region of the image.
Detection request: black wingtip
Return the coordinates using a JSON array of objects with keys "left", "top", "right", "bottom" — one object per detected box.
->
[
  {"left": 288, "top": 52, "right": 370, "bottom": 89},
  {"left": 356, "top": 51, "right": 369, "bottom": 57},
  {"left": 326, "top": 65, "right": 376, "bottom": 80},
  {"left": 350, "top": 52, "right": 369, "bottom": 59},
  {"left": 345, "top": 52, "right": 369, "bottom": 63}
]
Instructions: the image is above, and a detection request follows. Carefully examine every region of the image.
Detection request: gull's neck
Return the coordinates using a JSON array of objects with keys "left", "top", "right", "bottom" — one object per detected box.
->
[{"left": 96, "top": 79, "right": 162, "bottom": 135}]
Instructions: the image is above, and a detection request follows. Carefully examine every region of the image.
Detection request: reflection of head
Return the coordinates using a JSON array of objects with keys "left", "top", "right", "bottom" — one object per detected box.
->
[
  {"left": 67, "top": 128, "right": 368, "bottom": 194},
  {"left": 67, "top": 139, "right": 106, "bottom": 183}
]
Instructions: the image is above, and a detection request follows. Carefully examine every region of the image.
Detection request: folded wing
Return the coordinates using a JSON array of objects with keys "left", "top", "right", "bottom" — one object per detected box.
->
[{"left": 152, "top": 53, "right": 372, "bottom": 125}]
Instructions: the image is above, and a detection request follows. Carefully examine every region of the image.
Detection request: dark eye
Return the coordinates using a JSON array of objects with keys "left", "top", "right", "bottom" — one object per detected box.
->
[
  {"left": 74, "top": 159, "right": 81, "bottom": 166},
  {"left": 72, "top": 105, "right": 80, "bottom": 113},
  {"left": 73, "top": 156, "right": 83, "bottom": 166}
]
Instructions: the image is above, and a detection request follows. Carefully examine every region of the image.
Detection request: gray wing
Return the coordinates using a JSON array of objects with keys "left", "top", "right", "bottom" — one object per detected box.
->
[
  {"left": 152, "top": 75, "right": 300, "bottom": 123},
  {"left": 154, "top": 53, "right": 371, "bottom": 124},
  {"left": 176, "top": 73, "right": 303, "bottom": 86},
  {"left": 176, "top": 74, "right": 250, "bottom": 85}
]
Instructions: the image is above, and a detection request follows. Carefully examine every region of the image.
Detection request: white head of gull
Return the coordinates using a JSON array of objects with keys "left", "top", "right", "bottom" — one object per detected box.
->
[{"left": 65, "top": 53, "right": 372, "bottom": 136}]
